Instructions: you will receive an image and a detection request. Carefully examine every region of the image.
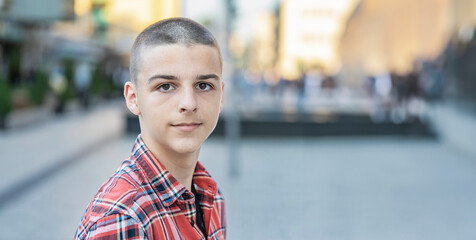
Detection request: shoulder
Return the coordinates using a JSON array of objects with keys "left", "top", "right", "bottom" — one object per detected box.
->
[
  {"left": 93, "top": 159, "right": 144, "bottom": 209},
  {"left": 76, "top": 159, "right": 150, "bottom": 237}
]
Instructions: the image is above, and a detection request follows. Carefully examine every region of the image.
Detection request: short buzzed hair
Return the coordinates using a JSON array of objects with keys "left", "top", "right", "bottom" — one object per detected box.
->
[{"left": 129, "top": 17, "right": 223, "bottom": 83}]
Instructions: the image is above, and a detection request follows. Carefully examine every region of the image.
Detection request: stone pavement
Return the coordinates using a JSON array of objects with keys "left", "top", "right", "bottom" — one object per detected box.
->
[
  {"left": 0, "top": 99, "right": 125, "bottom": 207},
  {"left": 0, "top": 100, "right": 475, "bottom": 240},
  {"left": 207, "top": 136, "right": 476, "bottom": 240},
  {"left": 0, "top": 135, "right": 133, "bottom": 239}
]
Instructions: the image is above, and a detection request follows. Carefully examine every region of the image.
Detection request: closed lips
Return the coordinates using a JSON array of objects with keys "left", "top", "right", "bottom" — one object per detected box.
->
[
  {"left": 172, "top": 122, "right": 201, "bottom": 126},
  {"left": 171, "top": 123, "right": 202, "bottom": 131}
]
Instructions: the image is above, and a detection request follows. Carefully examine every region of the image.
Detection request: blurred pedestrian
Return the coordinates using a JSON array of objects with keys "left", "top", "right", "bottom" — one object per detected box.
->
[
  {"left": 74, "top": 18, "right": 226, "bottom": 240},
  {"left": 49, "top": 64, "right": 67, "bottom": 113},
  {"left": 74, "top": 61, "right": 92, "bottom": 109}
]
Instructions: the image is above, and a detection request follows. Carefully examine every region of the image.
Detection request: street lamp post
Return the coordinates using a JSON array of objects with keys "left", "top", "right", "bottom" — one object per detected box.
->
[{"left": 224, "top": 0, "right": 240, "bottom": 178}]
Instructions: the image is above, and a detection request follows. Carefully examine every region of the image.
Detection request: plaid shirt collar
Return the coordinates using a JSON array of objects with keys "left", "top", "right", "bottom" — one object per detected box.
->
[{"left": 131, "top": 135, "right": 218, "bottom": 207}]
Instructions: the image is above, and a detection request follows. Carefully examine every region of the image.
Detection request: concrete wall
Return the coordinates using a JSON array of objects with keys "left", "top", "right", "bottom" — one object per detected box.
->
[{"left": 426, "top": 101, "right": 476, "bottom": 158}]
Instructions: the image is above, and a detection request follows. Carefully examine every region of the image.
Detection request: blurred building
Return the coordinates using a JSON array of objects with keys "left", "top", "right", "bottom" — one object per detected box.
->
[
  {"left": 55, "top": 0, "right": 181, "bottom": 61},
  {"left": 278, "top": 0, "right": 360, "bottom": 80},
  {"left": 0, "top": 0, "right": 180, "bottom": 78},
  {"left": 0, "top": 0, "right": 181, "bottom": 115},
  {"left": 0, "top": 0, "right": 74, "bottom": 22},
  {"left": 247, "top": 13, "right": 279, "bottom": 75},
  {"left": 338, "top": 0, "right": 476, "bottom": 87},
  {"left": 0, "top": 0, "right": 75, "bottom": 84}
]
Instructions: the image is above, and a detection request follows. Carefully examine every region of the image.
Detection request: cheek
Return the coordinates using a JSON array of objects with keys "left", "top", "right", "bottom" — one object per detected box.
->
[
  {"left": 139, "top": 92, "right": 174, "bottom": 117},
  {"left": 200, "top": 94, "right": 221, "bottom": 112},
  {"left": 202, "top": 99, "right": 222, "bottom": 127},
  {"left": 152, "top": 91, "right": 176, "bottom": 105}
]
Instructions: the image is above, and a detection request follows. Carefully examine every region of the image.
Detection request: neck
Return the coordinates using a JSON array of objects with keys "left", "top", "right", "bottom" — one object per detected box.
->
[
  {"left": 142, "top": 135, "right": 199, "bottom": 191},
  {"left": 161, "top": 150, "right": 199, "bottom": 191}
]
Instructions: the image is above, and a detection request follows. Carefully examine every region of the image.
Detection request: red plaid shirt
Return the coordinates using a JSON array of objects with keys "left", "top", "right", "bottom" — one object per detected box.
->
[{"left": 74, "top": 136, "right": 226, "bottom": 240}]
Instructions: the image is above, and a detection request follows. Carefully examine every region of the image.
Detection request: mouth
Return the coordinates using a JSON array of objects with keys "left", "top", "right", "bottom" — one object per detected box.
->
[{"left": 171, "top": 122, "right": 202, "bottom": 132}]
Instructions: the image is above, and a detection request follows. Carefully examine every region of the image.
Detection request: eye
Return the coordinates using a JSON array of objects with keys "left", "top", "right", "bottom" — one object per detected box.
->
[
  {"left": 157, "top": 83, "right": 175, "bottom": 92},
  {"left": 196, "top": 82, "right": 213, "bottom": 91}
]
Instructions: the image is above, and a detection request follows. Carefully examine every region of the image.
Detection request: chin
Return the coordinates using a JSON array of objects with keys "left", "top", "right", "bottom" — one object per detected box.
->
[{"left": 171, "top": 140, "right": 202, "bottom": 155}]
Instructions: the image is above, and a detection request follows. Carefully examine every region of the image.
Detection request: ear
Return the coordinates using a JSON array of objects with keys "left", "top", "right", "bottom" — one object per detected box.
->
[
  {"left": 219, "top": 81, "right": 225, "bottom": 112},
  {"left": 124, "top": 81, "right": 141, "bottom": 115}
]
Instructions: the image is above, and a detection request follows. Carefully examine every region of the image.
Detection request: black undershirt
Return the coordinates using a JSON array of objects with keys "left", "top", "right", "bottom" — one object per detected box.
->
[{"left": 191, "top": 183, "right": 207, "bottom": 238}]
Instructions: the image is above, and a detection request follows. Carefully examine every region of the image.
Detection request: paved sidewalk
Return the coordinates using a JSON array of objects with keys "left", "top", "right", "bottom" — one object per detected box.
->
[
  {"left": 0, "top": 129, "right": 475, "bottom": 239},
  {"left": 0, "top": 99, "right": 126, "bottom": 207},
  {"left": 0, "top": 98, "right": 475, "bottom": 240},
  {"left": 204, "top": 136, "right": 476, "bottom": 240},
  {"left": 0, "top": 135, "right": 133, "bottom": 239}
]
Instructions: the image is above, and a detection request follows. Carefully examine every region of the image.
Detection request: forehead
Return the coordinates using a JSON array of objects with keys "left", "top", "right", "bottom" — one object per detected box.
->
[{"left": 136, "top": 44, "right": 222, "bottom": 84}]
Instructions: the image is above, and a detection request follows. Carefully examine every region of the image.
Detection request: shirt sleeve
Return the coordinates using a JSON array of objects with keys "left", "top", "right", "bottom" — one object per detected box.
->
[{"left": 82, "top": 214, "right": 147, "bottom": 240}]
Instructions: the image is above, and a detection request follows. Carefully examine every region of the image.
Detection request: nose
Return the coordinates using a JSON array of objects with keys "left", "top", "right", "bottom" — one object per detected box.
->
[{"left": 178, "top": 86, "right": 198, "bottom": 113}]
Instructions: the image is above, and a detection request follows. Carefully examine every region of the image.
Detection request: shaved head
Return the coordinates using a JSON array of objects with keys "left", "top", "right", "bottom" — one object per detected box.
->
[{"left": 129, "top": 17, "right": 222, "bottom": 84}]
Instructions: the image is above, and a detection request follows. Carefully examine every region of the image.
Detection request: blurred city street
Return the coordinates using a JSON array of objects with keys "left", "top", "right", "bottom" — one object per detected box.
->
[
  {"left": 2, "top": 0, "right": 476, "bottom": 239},
  {"left": 0, "top": 101, "right": 475, "bottom": 240}
]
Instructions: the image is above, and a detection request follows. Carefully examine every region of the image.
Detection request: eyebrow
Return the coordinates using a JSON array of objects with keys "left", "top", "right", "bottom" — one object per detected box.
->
[
  {"left": 196, "top": 74, "right": 220, "bottom": 81},
  {"left": 147, "top": 73, "right": 220, "bottom": 85},
  {"left": 147, "top": 74, "right": 177, "bottom": 85}
]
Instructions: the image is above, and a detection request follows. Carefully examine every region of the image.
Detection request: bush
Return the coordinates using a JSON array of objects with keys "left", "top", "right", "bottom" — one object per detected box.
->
[
  {"left": 91, "top": 64, "right": 113, "bottom": 98},
  {"left": 0, "top": 78, "right": 12, "bottom": 117},
  {"left": 61, "top": 59, "right": 76, "bottom": 102},
  {"left": 29, "top": 69, "right": 50, "bottom": 105}
]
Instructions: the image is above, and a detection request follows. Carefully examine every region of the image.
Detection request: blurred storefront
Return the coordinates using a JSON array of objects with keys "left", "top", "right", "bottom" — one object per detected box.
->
[
  {"left": 0, "top": 0, "right": 180, "bottom": 125},
  {"left": 0, "top": 0, "right": 75, "bottom": 84}
]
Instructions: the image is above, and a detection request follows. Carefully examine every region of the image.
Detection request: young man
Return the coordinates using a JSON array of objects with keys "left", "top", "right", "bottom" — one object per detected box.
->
[{"left": 75, "top": 18, "right": 226, "bottom": 240}]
